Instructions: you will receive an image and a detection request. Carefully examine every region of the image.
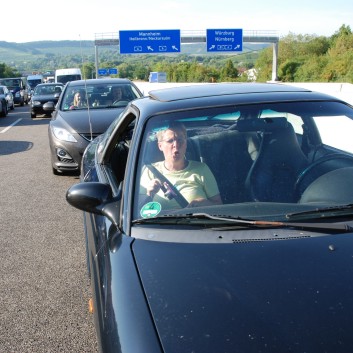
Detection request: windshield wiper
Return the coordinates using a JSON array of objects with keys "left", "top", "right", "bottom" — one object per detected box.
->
[
  {"left": 133, "top": 213, "right": 256, "bottom": 226},
  {"left": 133, "top": 213, "right": 218, "bottom": 225},
  {"left": 286, "top": 204, "right": 353, "bottom": 220},
  {"left": 133, "top": 212, "right": 353, "bottom": 232}
]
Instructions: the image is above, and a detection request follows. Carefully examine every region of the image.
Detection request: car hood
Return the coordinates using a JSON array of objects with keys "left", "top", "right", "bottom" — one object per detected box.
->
[
  {"left": 56, "top": 108, "right": 122, "bottom": 134},
  {"left": 132, "top": 232, "right": 353, "bottom": 352}
]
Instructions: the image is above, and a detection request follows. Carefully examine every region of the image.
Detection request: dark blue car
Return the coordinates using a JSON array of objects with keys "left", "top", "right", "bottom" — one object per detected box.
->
[
  {"left": 67, "top": 83, "right": 353, "bottom": 353},
  {"left": 0, "top": 77, "right": 29, "bottom": 106}
]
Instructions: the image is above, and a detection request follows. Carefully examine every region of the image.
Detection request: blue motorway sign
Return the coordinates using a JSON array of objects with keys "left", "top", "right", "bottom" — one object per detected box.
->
[
  {"left": 98, "top": 68, "right": 118, "bottom": 76},
  {"left": 206, "top": 29, "right": 243, "bottom": 52},
  {"left": 98, "top": 68, "right": 108, "bottom": 76},
  {"left": 119, "top": 30, "right": 181, "bottom": 54}
]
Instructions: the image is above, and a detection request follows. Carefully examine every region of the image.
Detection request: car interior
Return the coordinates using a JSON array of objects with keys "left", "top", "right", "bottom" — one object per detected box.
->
[
  {"left": 107, "top": 102, "right": 353, "bottom": 215},
  {"left": 62, "top": 84, "right": 139, "bottom": 110},
  {"left": 35, "top": 85, "right": 62, "bottom": 95}
]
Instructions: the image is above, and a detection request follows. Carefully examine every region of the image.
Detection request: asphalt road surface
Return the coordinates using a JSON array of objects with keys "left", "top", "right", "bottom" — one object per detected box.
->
[{"left": 0, "top": 106, "right": 98, "bottom": 352}]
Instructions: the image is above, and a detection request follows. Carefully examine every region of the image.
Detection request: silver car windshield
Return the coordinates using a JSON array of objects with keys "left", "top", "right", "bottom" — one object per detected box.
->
[{"left": 61, "top": 83, "right": 141, "bottom": 111}]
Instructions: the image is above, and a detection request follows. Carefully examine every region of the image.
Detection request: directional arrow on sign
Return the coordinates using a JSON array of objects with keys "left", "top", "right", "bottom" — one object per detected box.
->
[{"left": 119, "top": 30, "right": 181, "bottom": 54}]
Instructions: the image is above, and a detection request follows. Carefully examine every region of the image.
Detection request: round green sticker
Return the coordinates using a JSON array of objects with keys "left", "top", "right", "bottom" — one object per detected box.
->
[{"left": 140, "top": 202, "right": 162, "bottom": 218}]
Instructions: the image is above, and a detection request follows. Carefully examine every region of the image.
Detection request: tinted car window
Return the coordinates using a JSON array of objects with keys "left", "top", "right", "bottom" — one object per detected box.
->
[
  {"left": 61, "top": 83, "right": 141, "bottom": 110},
  {"left": 133, "top": 101, "right": 353, "bottom": 220}
]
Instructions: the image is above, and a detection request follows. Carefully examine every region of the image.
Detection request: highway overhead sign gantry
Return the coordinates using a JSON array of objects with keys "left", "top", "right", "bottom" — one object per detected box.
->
[
  {"left": 119, "top": 30, "right": 181, "bottom": 54},
  {"left": 206, "top": 29, "right": 243, "bottom": 52}
]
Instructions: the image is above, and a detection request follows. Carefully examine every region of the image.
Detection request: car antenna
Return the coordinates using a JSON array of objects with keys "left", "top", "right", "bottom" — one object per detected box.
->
[{"left": 79, "top": 35, "right": 93, "bottom": 141}]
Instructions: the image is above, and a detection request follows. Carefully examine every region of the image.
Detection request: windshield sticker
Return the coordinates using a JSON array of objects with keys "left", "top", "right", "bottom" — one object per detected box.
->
[{"left": 140, "top": 202, "right": 162, "bottom": 218}]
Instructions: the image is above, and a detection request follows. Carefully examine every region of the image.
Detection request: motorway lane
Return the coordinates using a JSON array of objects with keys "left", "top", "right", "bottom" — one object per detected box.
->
[{"left": 0, "top": 106, "right": 98, "bottom": 352}]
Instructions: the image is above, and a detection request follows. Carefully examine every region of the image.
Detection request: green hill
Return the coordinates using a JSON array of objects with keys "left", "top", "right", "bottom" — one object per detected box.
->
[
  {"left": 0, "top": 40, "right": 268, "bottom": 74},
  {"left": 0, "top": 40, "right": 94, "bottom": 59}
]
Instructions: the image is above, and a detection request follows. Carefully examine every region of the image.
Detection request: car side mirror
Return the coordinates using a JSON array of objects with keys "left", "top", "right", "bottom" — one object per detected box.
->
[
  {"left": 43, "top": 101, "right": 55, "bottom": 111},
  {"left": 66, "top": 182, "right": 121, "bottom": 227}
]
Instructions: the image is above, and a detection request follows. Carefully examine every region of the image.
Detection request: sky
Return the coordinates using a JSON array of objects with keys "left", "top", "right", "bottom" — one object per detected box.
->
[{"left": 3, "top": 0, "right": 353, "bottom": 43}]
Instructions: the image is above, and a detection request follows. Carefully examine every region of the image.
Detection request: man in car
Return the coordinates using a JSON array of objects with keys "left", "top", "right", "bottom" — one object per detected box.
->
[
  {"left": 140, "top": 122, "right": 222, "bottom": 209},
  {"left": 107, "top": 86, "right": 125, "bottom": 106}
]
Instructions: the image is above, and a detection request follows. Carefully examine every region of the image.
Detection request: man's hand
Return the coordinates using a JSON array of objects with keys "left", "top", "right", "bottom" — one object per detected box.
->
[{"left": 146, "top": 178, "right": 162, "bottom": 197}]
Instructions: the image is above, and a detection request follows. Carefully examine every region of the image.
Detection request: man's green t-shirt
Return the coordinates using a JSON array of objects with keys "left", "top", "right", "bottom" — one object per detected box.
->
[{"left": 140, "top": 160, "right": 220, "bottom": 209}]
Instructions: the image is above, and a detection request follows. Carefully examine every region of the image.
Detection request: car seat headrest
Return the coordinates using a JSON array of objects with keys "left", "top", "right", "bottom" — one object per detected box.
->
[{"left": 236, "top": 117, "right": 289, "bottom": 132}]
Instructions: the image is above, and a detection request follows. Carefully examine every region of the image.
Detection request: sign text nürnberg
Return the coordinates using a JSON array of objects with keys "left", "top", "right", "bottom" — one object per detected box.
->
[{"left": 206, "top": 29, "right": 243, "bottom": 52}]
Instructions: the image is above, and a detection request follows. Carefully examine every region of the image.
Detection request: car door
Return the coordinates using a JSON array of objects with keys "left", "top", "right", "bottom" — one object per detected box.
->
[{"left": 80, "top": 107, "right": 161, "bottom": 351}]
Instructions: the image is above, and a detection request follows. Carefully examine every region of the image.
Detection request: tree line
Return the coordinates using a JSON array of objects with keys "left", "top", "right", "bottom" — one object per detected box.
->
[
  {"left": 256, "top": 24, "right": 353, "bottom": 82},
  {"left": 1, "top": 25, "right": 352, "bottom": 83}
]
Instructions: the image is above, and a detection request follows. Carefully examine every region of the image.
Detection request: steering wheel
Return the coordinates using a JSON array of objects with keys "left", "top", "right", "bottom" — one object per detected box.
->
[
  {"left": 146, "top": 164, "right": 188, "bottom": 208},
  {"left": 294, "top": 153, "right": 353, "bottom": 197},
  {"left": 113, "top": 100, "right": 129, "bottom": 107}
]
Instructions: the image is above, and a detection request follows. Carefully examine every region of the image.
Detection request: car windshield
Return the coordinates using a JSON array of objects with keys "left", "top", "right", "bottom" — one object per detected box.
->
[
  {"left": 28, "top": 79, "right": 43, "bottom": 88},
  {"left": 133, "top": 100, "right": 353, "bottom": 221},
  {"left": 61, "top": 83, "right": 141, "bottom": 111},
  {"left": 0, "top": 78, "right": 21, "bottom": 89},
  {"left": 34, "top": 84, "right": 62, "bottom": 95}
]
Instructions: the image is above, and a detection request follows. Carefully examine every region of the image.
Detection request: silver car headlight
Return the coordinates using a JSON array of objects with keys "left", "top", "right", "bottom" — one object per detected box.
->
[
  {"left": 52, "top": 126, "right": 77, "bottom": 142},
  {"left": 32, "top": 100, "right": 41, "bottom": 106}
]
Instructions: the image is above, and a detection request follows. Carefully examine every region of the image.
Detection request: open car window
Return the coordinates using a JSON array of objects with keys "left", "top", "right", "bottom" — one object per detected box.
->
[{"left": 313, "top": 115, "right": 353, "bottom": 153}]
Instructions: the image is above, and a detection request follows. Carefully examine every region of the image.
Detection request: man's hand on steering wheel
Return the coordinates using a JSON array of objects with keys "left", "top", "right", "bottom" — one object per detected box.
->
[
  {"left": 146, "top": 178, "right": 162, "bottom": 197},
  {"left": 146, "top": 164, "right": 189, "bottom": 208}
]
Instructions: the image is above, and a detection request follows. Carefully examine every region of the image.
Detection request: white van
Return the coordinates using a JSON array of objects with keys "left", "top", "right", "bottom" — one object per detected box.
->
[
  {"left": 148, "top": 72, "right": 167, "bottom": 83},
  {"left": 27, "top": 74, "right": 44, "bottom": 89},
  {"left": 55, "top": 68, "right": 82, "bottom": 85}
]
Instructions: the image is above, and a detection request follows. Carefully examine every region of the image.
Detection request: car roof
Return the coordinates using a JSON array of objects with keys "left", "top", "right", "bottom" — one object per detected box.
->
[
  {"left": 148, "top": 82, "right": 315, "bottom": 101},
  {"left": 0, "top": 77, "right": 23, "bottom": 79},
  {"left": 131, "top": 82, "right": 345, "bottom": 116},
  {"left": 66, "top": 78, "right": 134, "bottom": 87},
  {"left": 37, "top": 83, "right": 63, "bottom": 86}
]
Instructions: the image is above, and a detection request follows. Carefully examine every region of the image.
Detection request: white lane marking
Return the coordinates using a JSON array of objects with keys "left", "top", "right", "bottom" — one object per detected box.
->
[{"left": 0, "top": 118, "right": 22, "bottom": 133}]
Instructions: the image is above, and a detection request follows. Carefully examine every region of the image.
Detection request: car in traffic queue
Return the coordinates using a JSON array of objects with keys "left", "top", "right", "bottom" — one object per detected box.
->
[
  {"left": 30, "top": 82, "right": 64, "bottom": 118},
  {"left": 0, "top": 85, "right": 14, "bottom": 116},
  {"left": 0, "top": 77, "right": 29, "bottom": 106},
  {"left": 66, "top": 83, "right": 353, "bottom": 353},
  {"left": 27, "top": 84, "right": 33, "bottom": 101},
  {"left": 0, "top": 99, "right": 3, "bottom": 117},
  {"left": 46, "top": 78, "right": 143, "bottom": 175}
]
